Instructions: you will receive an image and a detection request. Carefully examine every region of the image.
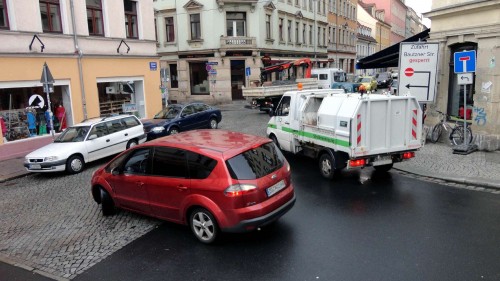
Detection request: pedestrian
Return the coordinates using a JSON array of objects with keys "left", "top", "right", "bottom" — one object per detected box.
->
[
  {"left": 55, "top": 103, "right": 67, "bottom": 132},
  {"left": 1, "top": 115, "right": 7, "bottom": 142},
  {"left": 358, "top": 84, "right": 366, "bottom": 95}
]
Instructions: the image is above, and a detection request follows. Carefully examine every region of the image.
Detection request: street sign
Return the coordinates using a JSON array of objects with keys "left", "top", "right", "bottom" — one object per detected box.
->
[
  {"left": 205, "top": 65, "right": 212, "bottom": 71},
  {"left": 40, "top": 62, "right": 55, "bottom": 84},
  {"left": 208, "top": 69, "right": 217, "bottom": 75},
  {"left": 206, "top": 62, "right": 218, "bottom": 66},
  {"left": 454, "top": 50, "right": 476, "bottom": 73},
  {"left": 398, "top": 42, "right": 439, "bottom": 102},
  {"left": 457, "top": 73, "right": 473, "bottom": 85},
  {"left": 28, "top": 94, "right": 45, "bottom": 108},
  {"left": 149, "top": 62, "right": 157, "bottom": 71},
  {"left": 245, "top": 67, "right": 251, "bottom": 77}
]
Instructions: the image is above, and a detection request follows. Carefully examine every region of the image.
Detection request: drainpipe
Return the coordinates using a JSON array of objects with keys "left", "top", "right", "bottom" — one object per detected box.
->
[{"left": 70, "top": 0, "right": 87, "bottom": 120}]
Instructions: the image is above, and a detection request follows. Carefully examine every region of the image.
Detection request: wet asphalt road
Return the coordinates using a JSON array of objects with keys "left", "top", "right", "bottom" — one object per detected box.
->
[{"left": 74, "top": 154, "right": 500, "bottom": 281}]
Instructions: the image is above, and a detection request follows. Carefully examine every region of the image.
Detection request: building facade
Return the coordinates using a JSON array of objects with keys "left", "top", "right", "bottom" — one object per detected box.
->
[
  {"left": 424, "top": 0, "right": 500, "bottom": 151},
  {"left": 154, "top": 0, "right": 360, "bottom": 105},
  {"left": 363, "top": 0, "right": 406, "bottom": 45},
  {"left": 0, "top": 0, "right": 161, "bottom": 145},
  {"left": 356, "top": 24, "right": 377, "bottom": 76}
]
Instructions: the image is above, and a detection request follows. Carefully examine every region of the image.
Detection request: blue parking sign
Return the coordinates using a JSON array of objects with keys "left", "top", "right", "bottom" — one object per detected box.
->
[{"left": 454, "top": 51, "right": 476, "bottom": 73}]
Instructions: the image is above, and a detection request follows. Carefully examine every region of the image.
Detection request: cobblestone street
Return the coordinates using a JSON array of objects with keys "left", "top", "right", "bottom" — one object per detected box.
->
[{"left": 0, "top": 103, "right": 269, "bottom": 280}]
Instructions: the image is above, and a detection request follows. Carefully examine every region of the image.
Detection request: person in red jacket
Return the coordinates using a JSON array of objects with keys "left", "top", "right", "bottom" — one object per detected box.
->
[
  {"left": 55, "top": 103, "right": 67, "bottom": 132},
  {"left": 1, "top": 115, "right": 7, "bottom": 142}
]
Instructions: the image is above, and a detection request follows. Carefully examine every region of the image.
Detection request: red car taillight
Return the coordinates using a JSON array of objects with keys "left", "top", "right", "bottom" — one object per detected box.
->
[{"left": 224, "top": 184, "right": 257, "bottom": 197}]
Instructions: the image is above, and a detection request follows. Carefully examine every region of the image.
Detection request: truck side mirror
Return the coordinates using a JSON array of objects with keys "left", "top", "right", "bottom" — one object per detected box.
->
[{"left": 268, "top": 109, "right": 274, "bottom": 117}]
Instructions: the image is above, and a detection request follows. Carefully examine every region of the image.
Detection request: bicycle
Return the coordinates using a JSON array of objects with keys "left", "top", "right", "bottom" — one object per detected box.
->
[{"left": 430, "top": 110, "right": 473, "bottom": 145}]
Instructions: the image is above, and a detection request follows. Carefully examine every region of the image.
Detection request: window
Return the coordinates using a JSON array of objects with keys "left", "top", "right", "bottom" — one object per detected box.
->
[
  {"left": 181, "top": 105, "right": 195, "bottom": 117},
  {"left": 287, "top": 20, "right": 292, "bottom": 43},
  {"left": 295, "top": 21, "right": 299, "bottom": 43},
  {"left": 169, "top": 64, "right": 178, "bottom": 88},
  {"left": 124, "top": 148, "right": 150, "bottom": 175},
  {"left": 123, "top": 116, "right": 140, "bottom": 128},
  {"left": 265, "top": 14, "right": 271, "bottom": 40},
  {"left": 40, "top": 0, "right": 62, "bottom": 33},
  {"left": 89, "top": 123, "right": 108, "bottom": 138},
  {"left": 189, "top": 62, "right": 209, "bottom": 95},
  {"left": 151, "top": 147, "right": 187, "bottom": 178},
  {"left": 124, "top": 0, "right": 138, "bottom": 38},
  {"left": 106, "top": 120, "right": 125, "bottom": 134},
  {"left": 166, "top": 17, "right": 175, "bottom": 42},
  {"left": 276, "top": 96, "right": 291, "bottom": 116},
  {"left": 0, "top": 0, "right": 9, "bottom": 29},
  {"left": 187, "top": 151, "right": 217, "bottom": 179},
  {"left": 86, "top": 0, "right": 103, "bottom": 36},
  {"left": 190, "top": 13, "right": 201, "bottom": 40},
  {"left": 226, "top": 12, "right": 246, "bottom": 37},
  {"left": 279, "top": 18, "right": 284, "bottom": 42},
  {"left": 226, "top": 143, "right": 285, "bottom": 180},
  {"left": 302, "top": 23, "right": 306, "bottom": 44},
  {"left": 309, "top": 24, "right": 313, "bottom": 45}
]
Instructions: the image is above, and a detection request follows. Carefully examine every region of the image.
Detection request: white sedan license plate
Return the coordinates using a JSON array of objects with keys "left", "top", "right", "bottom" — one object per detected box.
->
[
  {"left": 266, "top": 180, "right": 286, "bottom": 197},
  {"left": 30, "top": 164, "right": 41, "bottom": 169}
]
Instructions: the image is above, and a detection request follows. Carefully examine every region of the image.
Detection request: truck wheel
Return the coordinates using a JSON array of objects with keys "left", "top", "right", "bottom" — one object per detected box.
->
[
  {"left": 373, "top": 164, "right": 393, "bottom": 172},
  {"left": 270, "top": 135, "right": 280, "bottom": 150},
  {"left": 319, "top": 153, "right": 335, "bottom": 179}
]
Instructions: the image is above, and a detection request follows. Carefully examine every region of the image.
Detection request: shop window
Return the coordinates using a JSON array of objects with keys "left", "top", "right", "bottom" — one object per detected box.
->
[
  {"left": 169, "top": 64, "right": 178, "bottom": 88},
  {"left": 0, "top": 0, "right": 9, "bottom": 29},
  {"left": 124, "top": 0, "right": 138, "bottom": 38},
  {"left": 86, "top": 0, "right": 104, "bottom": 36},
  {"left": 40, "top": 0, "right": 62, "bottom": 33},
  {"left": 166, "top": 16, "right": 175, "bottom": 42},
  {"left": 189, "top": 62, "right": 209, "bottom": 95},
  {"left": 447, "top": 43, "right": 477, "bottom": 119}
]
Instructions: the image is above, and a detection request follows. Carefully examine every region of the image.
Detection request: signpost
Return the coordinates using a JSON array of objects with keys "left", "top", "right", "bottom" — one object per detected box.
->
[
  {"left": 453, "top": 50, "right": 477, "bottom": 154},
  {"left": 40, "top": 62, "right": 55, "bottom": 137},
  {"left": 397, "top": 42, "right": 439, "bottom": 102}
]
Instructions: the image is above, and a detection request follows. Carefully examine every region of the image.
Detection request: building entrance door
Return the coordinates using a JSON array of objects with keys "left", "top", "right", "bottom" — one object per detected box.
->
[{"left": 230, "top": 60, "right": 245, "bottom": 100}]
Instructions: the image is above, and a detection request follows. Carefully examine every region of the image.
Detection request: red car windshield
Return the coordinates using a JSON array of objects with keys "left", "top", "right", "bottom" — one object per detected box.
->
[{"left": 226, "top": 142, "right": 285, "bottom": 180}]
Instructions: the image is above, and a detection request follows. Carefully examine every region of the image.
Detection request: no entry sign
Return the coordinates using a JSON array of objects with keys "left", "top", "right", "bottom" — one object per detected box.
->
[{"left": 398, "top": 42, "right": 439, "bottom": 102}]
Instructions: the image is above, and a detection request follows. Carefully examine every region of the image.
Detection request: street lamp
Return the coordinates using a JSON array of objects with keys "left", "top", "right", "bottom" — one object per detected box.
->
[{"left": 313, "top": 0, "right": 317, "bottom": 68}]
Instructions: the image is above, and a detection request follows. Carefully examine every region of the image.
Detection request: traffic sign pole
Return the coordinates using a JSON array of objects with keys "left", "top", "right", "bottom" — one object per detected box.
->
[{"left": 42, "top": 63, "right": 55, "bottom": 137}]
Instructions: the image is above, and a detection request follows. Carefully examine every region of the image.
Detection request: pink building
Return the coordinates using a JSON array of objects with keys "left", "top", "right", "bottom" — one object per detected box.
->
[{"left": 363, "top": 0, "right": 407, "bottom": 45}]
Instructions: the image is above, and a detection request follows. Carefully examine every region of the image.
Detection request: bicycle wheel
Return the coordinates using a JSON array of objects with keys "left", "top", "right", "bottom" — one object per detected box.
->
[
  {"left": 450, "top": 126, "right": 473, "bottom": 146},
  {"left": 430, "top": 124, "right": 443, "bottom": 143}
]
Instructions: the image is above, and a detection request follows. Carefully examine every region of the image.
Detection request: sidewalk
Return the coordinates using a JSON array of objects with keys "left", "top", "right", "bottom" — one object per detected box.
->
[{"left": 1, "top": 103, "right": 500, "bottom": 189}]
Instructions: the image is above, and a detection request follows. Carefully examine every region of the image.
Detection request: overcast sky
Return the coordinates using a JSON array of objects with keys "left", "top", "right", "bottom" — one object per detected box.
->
[{"left": 405, "top": 0, "right": 432, "bottom": 28}]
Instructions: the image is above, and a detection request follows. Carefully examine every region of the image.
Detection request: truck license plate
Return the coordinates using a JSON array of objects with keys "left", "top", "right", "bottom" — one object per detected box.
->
[
  {"left": 266, "top": 180, "right": 286, "bottom": 197},
  {"left": 373, "top": 156, "right": 392, "bottom": 166}
]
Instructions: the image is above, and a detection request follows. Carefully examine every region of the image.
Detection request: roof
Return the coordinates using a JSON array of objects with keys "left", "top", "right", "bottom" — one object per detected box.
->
[
  {"left": 146, "top": 129, "right": 271, "bottom": 159},
  {"left": 356, "top": 28, "right": 430, "bottom": 69}
]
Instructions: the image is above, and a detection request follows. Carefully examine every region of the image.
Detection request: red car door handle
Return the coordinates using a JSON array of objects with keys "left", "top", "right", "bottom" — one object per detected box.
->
[{"left": 177, "top": 185, "right": 188, "bottom": 191}]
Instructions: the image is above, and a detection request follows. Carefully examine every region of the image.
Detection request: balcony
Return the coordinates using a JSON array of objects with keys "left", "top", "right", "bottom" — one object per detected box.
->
[{"left": 220, "top": 36, "right": 256, "bottom": 50}]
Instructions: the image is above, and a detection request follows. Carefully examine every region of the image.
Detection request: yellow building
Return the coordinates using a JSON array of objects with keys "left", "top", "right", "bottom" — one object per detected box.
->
[{"left": 0, "top": 0, "right": 160, "bottom": 145}]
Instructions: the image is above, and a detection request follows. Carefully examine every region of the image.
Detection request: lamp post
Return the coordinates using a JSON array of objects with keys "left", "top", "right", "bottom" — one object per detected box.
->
[{"left": 313, "top": 0, "right": 317, "bottom": 68}]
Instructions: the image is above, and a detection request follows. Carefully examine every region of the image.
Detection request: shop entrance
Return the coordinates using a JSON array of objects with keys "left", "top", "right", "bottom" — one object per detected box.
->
[
  {"left": 230, "top": 60, "right": 245, "bottom": 100},
  {"left": 96, "top": 78, "right": 145, "bottom": 118},
  {"left": 0, "top": 83, "right": 72, "bottom": 142}
]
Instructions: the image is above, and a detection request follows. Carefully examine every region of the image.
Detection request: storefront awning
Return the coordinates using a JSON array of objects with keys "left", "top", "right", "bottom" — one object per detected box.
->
[{"left": 356, "top": 29, "right": 430, "bottom": 69}]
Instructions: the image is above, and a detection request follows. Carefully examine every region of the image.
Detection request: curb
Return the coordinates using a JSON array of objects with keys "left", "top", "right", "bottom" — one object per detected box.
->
[
  {"left": 394, "top": 167, "right": 500, "bottom": 190},
  {"left": 0, "top": 255, "right": 69, "bottom": 281}
]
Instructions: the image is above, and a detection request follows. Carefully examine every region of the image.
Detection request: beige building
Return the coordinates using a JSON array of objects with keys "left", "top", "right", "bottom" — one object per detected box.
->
[
  {"left": 0, "top": 0, "right": 161, "bottom": 145},
  {"left": 424, "top": 0, "right": 500, "bottom": 150}
]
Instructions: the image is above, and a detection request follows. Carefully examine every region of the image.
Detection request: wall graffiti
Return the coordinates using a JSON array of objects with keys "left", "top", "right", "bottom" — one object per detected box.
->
[{"left": 473, "top": 106, "right": 487, "bottom": 126}]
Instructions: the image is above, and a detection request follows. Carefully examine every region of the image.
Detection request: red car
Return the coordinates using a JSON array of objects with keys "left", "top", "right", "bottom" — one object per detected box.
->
[{"left": 91, "top": 130, "right": 295, "bottom": 244}]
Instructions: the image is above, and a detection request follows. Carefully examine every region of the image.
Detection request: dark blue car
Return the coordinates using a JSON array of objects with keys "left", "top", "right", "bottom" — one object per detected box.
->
[{"left": 142, "top": 103, "right": 222, "bottom": 141}]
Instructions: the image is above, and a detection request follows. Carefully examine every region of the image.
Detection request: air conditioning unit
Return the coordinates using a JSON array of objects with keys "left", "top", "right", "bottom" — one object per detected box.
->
[{"left": 106, "top": 86, "right": 116, "bottom": 94}]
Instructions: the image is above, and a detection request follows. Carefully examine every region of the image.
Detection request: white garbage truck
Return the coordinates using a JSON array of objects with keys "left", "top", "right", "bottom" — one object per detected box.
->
[{"left": 267, "top": 89, "right": 422, "bottom": 179}]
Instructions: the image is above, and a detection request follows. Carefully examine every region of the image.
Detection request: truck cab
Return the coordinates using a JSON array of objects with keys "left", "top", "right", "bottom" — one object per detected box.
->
[{"left": 311, "top": 68, "right": 347, "bottom": 89}]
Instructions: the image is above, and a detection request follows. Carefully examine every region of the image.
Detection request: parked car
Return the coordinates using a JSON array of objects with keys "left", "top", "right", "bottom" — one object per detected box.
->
[
  {"left": 90, "top": 129, "right": 296, "bottom": 244},
  {"left": 24, "top": 115, "right": 146, "bottom": 174},
  {"left": 355, "top": 76, "right": 378, "bottom": 91},
  {"left": 389, "top": 79, "right": 399, "bottom": 95},
  {"left": 142, "top": 103, "right": 222, "bottom": 141},
  {"left": 375, "top": 72, "right": 393, "bottom": 88}
]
